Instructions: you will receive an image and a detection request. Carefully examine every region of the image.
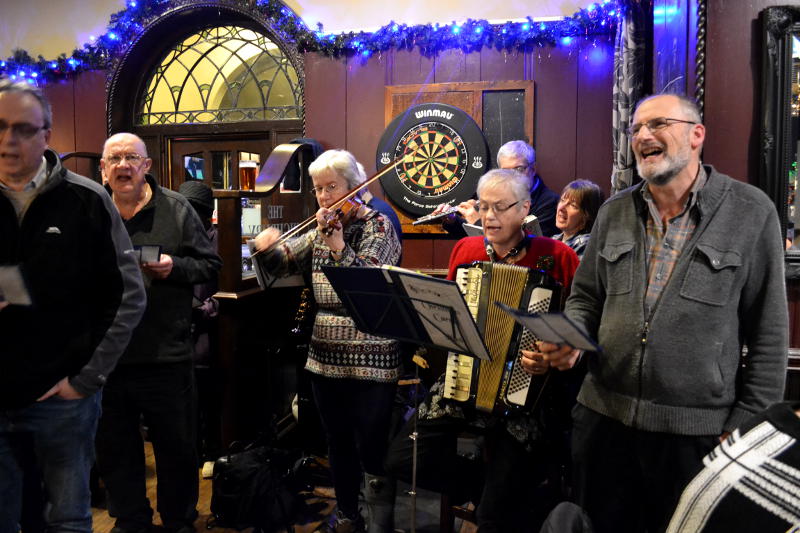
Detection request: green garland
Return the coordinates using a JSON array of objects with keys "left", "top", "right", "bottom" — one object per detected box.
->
[{"left": 0, "top": 0, "right": 625, "bottom": 85}]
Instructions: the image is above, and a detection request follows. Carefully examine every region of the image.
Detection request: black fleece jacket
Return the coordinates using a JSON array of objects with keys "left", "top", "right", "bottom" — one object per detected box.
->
[
  {"left": 0, "top": 149, "right": 146, "bottom": 408},
  {"left": 107, "top": 175, "right": 221, "bottom": 365}
]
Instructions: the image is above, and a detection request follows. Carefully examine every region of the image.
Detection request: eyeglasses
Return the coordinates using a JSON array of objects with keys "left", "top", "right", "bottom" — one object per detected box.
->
[
  {"left": 310, "top": 182, "right": 339, "bottom": 196},
  {"left": 0, "top": 120, "right": 47, "bottom": 139},
  {"left": 627, "top": 117, "right": 697, "bottom": 137},
  {"left": 477, "top": 200, "right": 520, "bottom": 214},
  {"left": 105, "top": 153, "right": 145, "bottom": 166}
]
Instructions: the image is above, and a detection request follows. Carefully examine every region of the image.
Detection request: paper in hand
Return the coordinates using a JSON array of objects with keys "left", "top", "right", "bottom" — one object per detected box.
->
[{"left": 0, "top": 265, "right": 33, "bottom": 306}]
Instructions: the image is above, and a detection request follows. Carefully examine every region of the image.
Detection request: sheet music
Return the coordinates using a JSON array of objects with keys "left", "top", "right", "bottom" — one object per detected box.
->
[{"left": 394, "top": 274, "right": 490, "bottom": 360}]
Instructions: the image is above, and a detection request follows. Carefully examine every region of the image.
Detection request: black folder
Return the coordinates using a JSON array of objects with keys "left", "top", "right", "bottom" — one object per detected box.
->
[{"left": 494, "top": 301, "right": 601, "bottom": 353}]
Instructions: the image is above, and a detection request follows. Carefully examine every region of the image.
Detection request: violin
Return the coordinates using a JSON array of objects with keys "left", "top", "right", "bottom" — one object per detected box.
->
[
  {"left": 252, "top": 157, "right": 402, "bottom": 257},
  {"left": 320, "top": 196, "right": 366, "bottom": 236}
]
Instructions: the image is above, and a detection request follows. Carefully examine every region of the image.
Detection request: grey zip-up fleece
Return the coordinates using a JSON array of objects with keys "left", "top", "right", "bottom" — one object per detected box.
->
[{"left": 566, "top": 165, "right": 788, "bottom": 435}]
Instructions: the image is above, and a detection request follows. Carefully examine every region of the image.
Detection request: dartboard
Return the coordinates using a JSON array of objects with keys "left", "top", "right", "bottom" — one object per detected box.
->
[{"left": 376, "top": 103, "right": 489, "bottom": 216}]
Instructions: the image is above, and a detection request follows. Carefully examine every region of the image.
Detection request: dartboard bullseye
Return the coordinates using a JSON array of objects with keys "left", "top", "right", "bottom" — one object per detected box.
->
[
  {"left": 396, "top": 122, "right": 467, "bottom": 196},
  {"left": 376, "top": 103, "right": 489, "bottom": 216}
]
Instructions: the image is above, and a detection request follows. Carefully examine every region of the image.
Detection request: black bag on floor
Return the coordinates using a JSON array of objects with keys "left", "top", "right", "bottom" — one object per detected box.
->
[{"left": 208, "top": 445, "right": 300, "bottom": 532}]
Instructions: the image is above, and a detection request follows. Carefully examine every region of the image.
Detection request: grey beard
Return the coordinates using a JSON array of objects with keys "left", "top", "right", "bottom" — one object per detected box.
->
[
  {"left": 636, "top": 148, "right": 691, "bottom": 187},
  {"left": 640, "top": 164, "right": 681, "bottom": 186}
]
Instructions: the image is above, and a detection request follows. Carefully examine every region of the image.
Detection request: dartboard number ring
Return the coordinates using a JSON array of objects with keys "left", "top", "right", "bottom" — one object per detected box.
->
[
  {"left": 377, "top": 103, "right": 489, "bottom": 216},
  {"left": 396, "top": 122, "right": 467, "bottom": 197}
]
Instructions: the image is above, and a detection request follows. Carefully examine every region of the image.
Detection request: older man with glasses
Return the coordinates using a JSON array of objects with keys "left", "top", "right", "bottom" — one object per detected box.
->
[
  {"left": 0, "top": 81, "right": 146, "bottom": 533},
  {"left": 96, "top": 133, "right": 221, "bottom": 533},
  {"left": 434, "top": 140, "right": 560, "bottom": 237},
  {"left": 537, "top": 93, "right": 789, "bottom": 533}
]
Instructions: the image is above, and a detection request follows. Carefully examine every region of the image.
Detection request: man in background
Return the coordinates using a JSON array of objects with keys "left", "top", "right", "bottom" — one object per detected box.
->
[
  {"left": 438, "top": 140, "right": 560, "bottom": 237},
  {"left": 0, "top": 80, "right": 145, "bottom": 532},
  {"left": 96, "top": 133, "right": 221, "bottom": 533}
]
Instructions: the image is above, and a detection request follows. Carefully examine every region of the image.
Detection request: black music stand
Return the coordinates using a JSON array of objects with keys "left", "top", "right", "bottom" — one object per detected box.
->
[{"left": 321, "top": 265, "right": 490, "bottom": 360}]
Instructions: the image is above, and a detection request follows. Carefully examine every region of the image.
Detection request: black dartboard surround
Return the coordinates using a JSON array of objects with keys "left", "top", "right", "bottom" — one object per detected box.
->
[{"left": 376, "top": 103, "right": 489, "bottom": 216}]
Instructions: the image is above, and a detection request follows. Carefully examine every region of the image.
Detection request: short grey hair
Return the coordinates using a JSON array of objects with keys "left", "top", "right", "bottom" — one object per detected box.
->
[
  {"left": 496, "top": 140, "right": 535, "bottom": 167},
  {"left": 0, "top": 79, "right": 52, "bottom": 129},
  {"left": 308, "top": 149, "right": 366, "bottom": 190},
  {"left": 636, "top": 94, "right": 702, "bottom": 124},
  {"left": 477, "top": 169, "right": 530, "bottom": 203}
]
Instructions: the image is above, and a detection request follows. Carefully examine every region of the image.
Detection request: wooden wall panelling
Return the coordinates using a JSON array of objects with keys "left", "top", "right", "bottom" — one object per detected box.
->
[
  {"left": 345, "top": 53, "right": 390, "bottom": 175},
  {"left": 432, "top": 238, "right": 457, "bottom": 270},
  {"left": 434, "top": 49, "right": 481, "bottom": 84},
  {"left": 400, "top": 239, "right": 436, "bottom": 270},
  {"left": 44, "top": 79, "right": 77, "bottom": 170},
  {"left": 530, "top": 46, "right": 578, "bottom": 193},
  {"left": 390, "top": 49, "right": 436, "bottom": 86},
  {"left": 303, "top": 52, "right": 348, "bottom": 151},
  {"left": 479, "top": 48, "right": 526, "bottom": 82},
  {"left": 576, "top": 36, "right": 615, "bottom": 196},
  {"left": 74, "top": 70, "right": 108, "bottom": 153},
  {"left": 386, "top": 86, "right": 477, "bottom": 127}
]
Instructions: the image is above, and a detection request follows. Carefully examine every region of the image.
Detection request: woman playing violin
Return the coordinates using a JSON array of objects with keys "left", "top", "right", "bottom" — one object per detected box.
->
[{"left": 253, "top": 150, "right": 401, "bottom": 533}]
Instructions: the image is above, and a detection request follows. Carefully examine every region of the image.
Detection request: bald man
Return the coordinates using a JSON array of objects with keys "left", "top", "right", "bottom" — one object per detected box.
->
[{"left": 95, "top": 133, "right": 221, "bottom": 533}]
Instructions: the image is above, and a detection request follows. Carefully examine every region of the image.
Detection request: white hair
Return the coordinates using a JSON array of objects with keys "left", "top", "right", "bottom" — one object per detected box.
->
[
  {"left": 476, "top": 169, "right": 530, "bottom": 202},
  {"left": 308, "top": 149, "right": 366, "bottom": 190}
]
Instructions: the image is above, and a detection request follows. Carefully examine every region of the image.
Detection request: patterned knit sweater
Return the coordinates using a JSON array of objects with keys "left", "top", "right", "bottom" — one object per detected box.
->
[
  {"left": 667, "top": 401, "right": 800, "bottom": 532},
  {"left": 260, "top": 208, "right": 402, "bottom": 382}
]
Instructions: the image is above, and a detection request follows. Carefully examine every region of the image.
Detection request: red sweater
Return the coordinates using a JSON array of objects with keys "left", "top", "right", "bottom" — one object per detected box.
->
[{"left": 446, "top": 236, "right": 579, "bottom": 292}]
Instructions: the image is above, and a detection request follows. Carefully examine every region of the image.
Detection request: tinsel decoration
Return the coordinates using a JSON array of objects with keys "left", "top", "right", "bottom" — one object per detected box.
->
[{"left": 0, "top": 0, "right": 625, "bottom": 86}]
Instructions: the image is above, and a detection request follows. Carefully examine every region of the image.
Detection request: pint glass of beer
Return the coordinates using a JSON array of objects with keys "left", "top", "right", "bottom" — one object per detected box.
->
[{"left": 239, "top": 160, "right": 258, "bottom": 191}]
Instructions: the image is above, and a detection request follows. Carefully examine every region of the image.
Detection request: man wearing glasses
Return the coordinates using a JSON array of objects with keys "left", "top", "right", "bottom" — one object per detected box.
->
[
  {"left": 0, "top": 81, "right": 146, "bottom": 532},
  {"left": 436, "top": 140, "right": 560, "bottom": 237},
  {"left": 537, "top": 94, "right": 789, "bottom": 533},
  {"left": 96, "top": 133, "right": 221, "bottom": 533}
]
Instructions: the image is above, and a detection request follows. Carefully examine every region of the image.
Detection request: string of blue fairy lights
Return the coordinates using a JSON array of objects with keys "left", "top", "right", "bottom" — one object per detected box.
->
[{"left": 0, "top": 0, "right": 626, "bottom": 86}]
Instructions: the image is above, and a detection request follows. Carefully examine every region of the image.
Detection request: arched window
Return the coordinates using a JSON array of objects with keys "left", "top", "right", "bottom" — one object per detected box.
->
[{"left": 137, "top": 25, "right": 301, "bottom": 125}]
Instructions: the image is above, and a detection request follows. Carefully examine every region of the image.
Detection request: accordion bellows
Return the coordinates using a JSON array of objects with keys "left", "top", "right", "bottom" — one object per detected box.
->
[{"left": 444, "top": 261, "right": 562, "bottom": 415}]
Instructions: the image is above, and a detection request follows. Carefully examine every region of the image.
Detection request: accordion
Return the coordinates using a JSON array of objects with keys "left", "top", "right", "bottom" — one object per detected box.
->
[{"left": 443, "top": 261, "right": 563, "bottom": 415}]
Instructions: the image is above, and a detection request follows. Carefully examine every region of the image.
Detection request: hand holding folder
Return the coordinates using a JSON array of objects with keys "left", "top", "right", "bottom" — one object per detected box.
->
[{"left": 494, "top": 301, "right": 600, "bottom": 353}]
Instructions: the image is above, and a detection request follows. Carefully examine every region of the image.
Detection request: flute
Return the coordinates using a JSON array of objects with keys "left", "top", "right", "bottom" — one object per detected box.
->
[{"left": 411, "top": 206, "right": 460, "bottom": 225}]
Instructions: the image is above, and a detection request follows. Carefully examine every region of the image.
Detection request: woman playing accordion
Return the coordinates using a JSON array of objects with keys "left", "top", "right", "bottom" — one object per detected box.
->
[{"left": 386, "top": 168, "right": 581, "bottom": 533}]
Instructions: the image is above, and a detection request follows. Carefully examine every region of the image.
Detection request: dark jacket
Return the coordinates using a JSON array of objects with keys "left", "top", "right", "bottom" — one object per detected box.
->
[
  {"left": 529, "top": 176, "right": 559, "bottom": 237},
  {"left": 566, "top": 165, "right": 788, "bottom": 435},
  {"left": 108, "top": 175, "right": 221, "bottom": 365},
  {"left": 0, "top": 149, "right": 146, "bottom": 408}
]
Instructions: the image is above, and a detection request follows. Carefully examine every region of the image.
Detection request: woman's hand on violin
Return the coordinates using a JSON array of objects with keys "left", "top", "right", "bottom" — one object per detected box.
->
[
  {"left": 316, "top": 207, "right": 346, "bottom": 251},
  {"left": 254, "top": 227, "right": 281, "bottom": 252}
]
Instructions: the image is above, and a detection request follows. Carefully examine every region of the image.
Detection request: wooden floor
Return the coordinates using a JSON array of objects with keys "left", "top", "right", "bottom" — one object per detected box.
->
[
  {"left": 90, "top": 443, "right": 334, "bottom": 533},
  {"left": 90, "top": 443, "right": 477, "bottom": 533}
]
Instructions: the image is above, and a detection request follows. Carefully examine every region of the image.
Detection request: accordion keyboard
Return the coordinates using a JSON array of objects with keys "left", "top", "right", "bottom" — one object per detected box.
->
[{"left": 504, "top": 287, "right": 554, "bottom": 406}]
